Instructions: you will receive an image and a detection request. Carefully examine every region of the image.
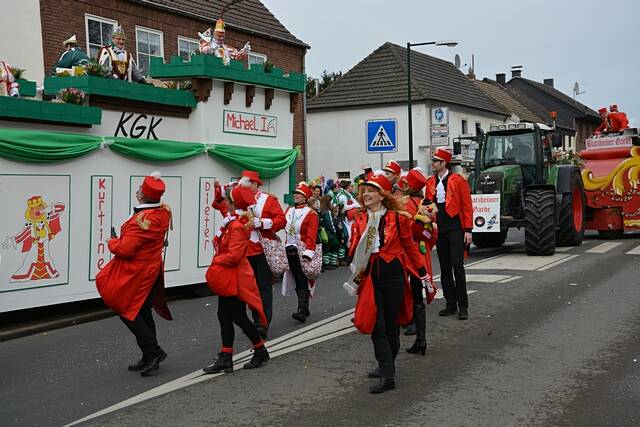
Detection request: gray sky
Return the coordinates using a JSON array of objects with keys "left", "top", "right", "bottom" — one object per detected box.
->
[{"left": 263, "top": 0, "right": 639, "bottom": 126}]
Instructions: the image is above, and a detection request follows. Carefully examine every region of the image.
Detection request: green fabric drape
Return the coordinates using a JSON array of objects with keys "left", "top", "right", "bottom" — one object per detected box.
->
[
  {"left": 0, "top": 128, "right": 102, "bottom": 163},
  {"left": 110, "top": 137, "right": 205, "bottom": 162},
  {"left": 0, "top": 128, "right": 298, "bottom": 180},
  {"left": 207, "top": 144, "right": 299, "bottom": 178}
]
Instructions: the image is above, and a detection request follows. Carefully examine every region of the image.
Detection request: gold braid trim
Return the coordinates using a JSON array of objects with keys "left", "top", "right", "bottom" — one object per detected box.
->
[{"left": 135, "top": 213, "right": 150, "bottom": 230}]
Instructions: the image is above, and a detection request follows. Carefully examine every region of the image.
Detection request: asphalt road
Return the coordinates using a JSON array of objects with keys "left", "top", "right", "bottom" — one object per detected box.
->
[{"left": 2, "top": 230, "right": 640, "bottom": 426}]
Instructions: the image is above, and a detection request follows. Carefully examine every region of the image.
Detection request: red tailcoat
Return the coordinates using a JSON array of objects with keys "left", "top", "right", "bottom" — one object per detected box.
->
[
  {"left": 404, "top": 197, "right": 438, "bottom": 302},
  {"left": 205, "top": 218, "right": 268, "bottom": 327},
  {"left": 349, "top": 210, "right": 426, "bottom": 334},
  {"left": 425, "top": 173, "right": 473, "bottom": 232},
  {"left": 96, "top": 206, "right": 172, "bottom": 322}
]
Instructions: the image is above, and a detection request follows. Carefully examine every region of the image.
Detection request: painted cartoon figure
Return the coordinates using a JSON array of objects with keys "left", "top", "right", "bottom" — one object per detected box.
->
[{"left": 2, "top": 196, "right": 65, "bottom": 282}]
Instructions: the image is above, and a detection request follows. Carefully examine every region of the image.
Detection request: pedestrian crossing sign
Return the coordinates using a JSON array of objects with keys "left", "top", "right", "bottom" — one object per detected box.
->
[{"left": 366, "top": 119, "right": 397, "bottom": 153}]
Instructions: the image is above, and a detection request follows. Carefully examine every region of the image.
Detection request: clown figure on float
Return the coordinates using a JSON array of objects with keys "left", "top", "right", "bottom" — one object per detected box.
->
[{"left": 198, "top": 17, "right": 250, "bottom": 66}]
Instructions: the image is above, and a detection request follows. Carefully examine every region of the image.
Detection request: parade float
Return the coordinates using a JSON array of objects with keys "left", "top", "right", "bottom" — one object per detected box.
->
[
  {"left": 0, "top": 18, "right": 305, "bottom": 314},
  {"left": 579, "top": 128, "right": 640, "bottom": 237}
]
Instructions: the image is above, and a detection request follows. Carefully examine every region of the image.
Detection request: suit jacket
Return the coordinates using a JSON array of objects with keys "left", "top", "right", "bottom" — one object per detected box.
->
[
  {"left": 96, "top": 206, "right": 172, "bottom": 321},
  {"left": 425, "top": 172, "right": 473, "bottom": 232}
]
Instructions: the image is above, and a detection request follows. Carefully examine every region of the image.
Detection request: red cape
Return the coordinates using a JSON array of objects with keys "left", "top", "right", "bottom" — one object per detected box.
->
[{"left": 96, "top": 206, "right": 172, "bottom": 321}]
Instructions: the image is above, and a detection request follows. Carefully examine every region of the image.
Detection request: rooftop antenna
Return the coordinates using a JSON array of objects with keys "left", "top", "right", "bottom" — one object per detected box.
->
[{"left": 572, "top": 81, "right": 585, "bottom": 99}]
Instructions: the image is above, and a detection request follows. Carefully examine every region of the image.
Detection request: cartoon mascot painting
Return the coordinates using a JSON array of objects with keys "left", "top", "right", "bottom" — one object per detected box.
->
[{"left": 2, "top": 196, "right": 65, "bottom": 282}]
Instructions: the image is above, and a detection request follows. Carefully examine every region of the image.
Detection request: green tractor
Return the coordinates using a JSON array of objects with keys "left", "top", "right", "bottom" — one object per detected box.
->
[{"left": 469, "top": 123, "right": 585, "bottom": 255}]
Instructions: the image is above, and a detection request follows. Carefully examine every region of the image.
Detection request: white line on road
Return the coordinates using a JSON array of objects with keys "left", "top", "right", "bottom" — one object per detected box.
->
[
  {"left": 497, "top": 276, "right": 522, "bottom": 284},
  {"left": 537, "top": 255, "right": 579, "bottom": 271},
  {"left": 434, "top": 289, "right": 478, "bottom": 300},
  {"left": 554, "top": 246, "right": 574, "bottom": 252},
  {"left": 468, "top": 253, "right": 573, "bottom": 271},
  {"left": 586, "top": 242, "right": 623, "bottom": 253},
  {"left": 434, "top": 274, "right": 520, "bottom": 284},
  {"left": 626, "top": 245, "right": 640, "bottom": 255},
  {"left": 66, "top": 309, "right": 356, "bottom": 426}
]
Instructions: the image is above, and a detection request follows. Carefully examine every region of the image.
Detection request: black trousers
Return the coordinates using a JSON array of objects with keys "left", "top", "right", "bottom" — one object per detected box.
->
[
  {"left": 248, "top": 253, "right": 273, "bottom": 325},
  {"left": 285, "top": 246, "right": 309, "bottom": 293},
  {"left": 218, "top": 296, "right": 262, "bottom": 348},
  {"left": 410, "top": 275, "right": 425, "bottom": 308},
  {"left": 436, "top": 229, "right": 468, "bottom": 309},
  {"left": 371, "top": 258, "right": 404, "bottom": 379},
  {"left": 120, "top": 289, "right": 162, "bottom": 359}
]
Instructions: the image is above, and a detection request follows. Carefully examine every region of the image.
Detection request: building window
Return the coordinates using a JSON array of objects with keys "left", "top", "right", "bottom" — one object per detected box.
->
[
  {"left": 136, "top": 26, "right": 164, "bottom": 75},
  {"left": 461, "top": 119, "right": 468, "bottom": 135},
  {"left": 178, "top": 36, "right": 199, "bottom": 61},
  {"left": 337, "top": 171, "right": 350, "bottom": 180},
  {"left": 475, "top": 122, "right": 482, "bottom": 135},
  {"left": 85, "top": 14, "right": 117, "bottom": 59},
  {"left": 248, "top": 52, "right": 267, "bottom": 69}
]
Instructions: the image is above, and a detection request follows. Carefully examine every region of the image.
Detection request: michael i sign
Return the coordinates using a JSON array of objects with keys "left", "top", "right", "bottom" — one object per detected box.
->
[{"left": 223, "top": 110, "right": 277, "bottom": 138}]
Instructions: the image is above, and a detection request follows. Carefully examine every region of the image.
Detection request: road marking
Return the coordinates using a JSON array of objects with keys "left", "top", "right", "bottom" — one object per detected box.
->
[
  {"left": 586, "top": 242, "right": 623, "bottom": 253},
  {"left": 497, "top": 276, "right": 522, "bottom": 283},
  {"left": 434, "top": 289, "right": 478, "bottom": 300},
  {"left": 554, "top": 246, "right": 574, "bottom": 252},
  {"left": 467, "top": 253, "right": 573, "bottom": 271},
  {"left": 66, "top": 309, "right": 356, "bottom": 426},
  {"left": 434, "top": 274, "right": 521, "bottom": 284},
  {"left": 537, "top": 255, "right": 579, "bottom": 271},
  {"left": 626, "top": 244, "right": 640, "bottom": 255}
]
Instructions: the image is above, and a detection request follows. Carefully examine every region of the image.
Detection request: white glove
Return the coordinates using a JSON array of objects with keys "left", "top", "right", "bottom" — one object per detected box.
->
[
  {"left": 420, "top": 275, "right": 433, "bottom": 292},
  {"left": 253, "top": 217, "right": 262, "bottom": 228}
]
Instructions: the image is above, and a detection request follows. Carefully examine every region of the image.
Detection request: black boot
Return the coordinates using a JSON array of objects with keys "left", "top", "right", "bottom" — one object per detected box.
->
[
  {"left": 140, "top": 350, "right": 167, "bottom": 377},
  {"left": 438, "top": 303, "right": 458, "bottom": 316},
  {"left": 292, "top": 289, "right": 310, "bottom": 322},
  {"left": 128, "top": 356, "right": 147, "bottom": 371},
  {"left": 367, "top": 367, "right": 381, "bottom": 378},
  {"left": 203, "top": 352, "right": 233, "bottom": 374},
  {"left": 369, "top": 377, "right": 395, "bottom": 394},
  {"left": 243, "top": 346, "right": 270, "bottom": 369},
  {"left": 404, "top": 323, "right": 416, "bottom": 336},
  {"left": 406, "top": 304, "right": 426, "bottom": 355},
  {"left": 458, "top": 307, "right": 469, "bottom": 320}
]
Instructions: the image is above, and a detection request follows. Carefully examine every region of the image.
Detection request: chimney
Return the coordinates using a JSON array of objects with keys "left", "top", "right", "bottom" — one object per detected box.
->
[
  {"left": 496, "top": 73, "right": 506, "bottom": 85},
  {"left": 511, "top": 69, "right": 522, "bottom": 78},
  {"left": 467, "top": 67, "right": 476, "bottom": 81},
  {"left": 543, "top": 78, "right": 554, "bottom": 88}
]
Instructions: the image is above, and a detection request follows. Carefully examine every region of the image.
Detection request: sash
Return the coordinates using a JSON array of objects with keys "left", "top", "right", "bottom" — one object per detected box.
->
[{"left": 342, "top": 207, "right": 386, "bottom": 296}]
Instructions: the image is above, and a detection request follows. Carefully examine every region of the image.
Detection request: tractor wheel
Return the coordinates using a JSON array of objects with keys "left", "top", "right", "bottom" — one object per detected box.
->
[
  {"left": 524, "top": 189, "right": 556, "bottom": 255},
  {"left": 473, "top": 230, "right": 507, "bottom": 248},
  {"left": 556, "top": 174, "right": 585, "bottom": 247},
  {"left": 598, "top": 229, "right": 624, "bottom": 239}
]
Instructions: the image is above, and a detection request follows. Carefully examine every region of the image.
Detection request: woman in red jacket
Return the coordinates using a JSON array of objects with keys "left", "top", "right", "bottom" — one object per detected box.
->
[
  {"left": 203, "top": 185, "right": 269, "bottom": 374},
  {"left": 347, "top": 172, "right": 429, "bottom": 394}
]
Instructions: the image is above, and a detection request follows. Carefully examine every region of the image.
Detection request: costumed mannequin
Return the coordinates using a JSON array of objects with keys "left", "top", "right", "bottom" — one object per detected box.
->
[
  {"left": 0, "top": 61, "right": 19, "bottom": 97},
  {"left": 282, "top": 182, "right": 320, "bottom": 323},
  {"left": 97, "top": 26, "right": 146, "bottom": 83},
  {"left": 397, "top": 168, "right": 438, "bottom": 355},
  {"left": 346, "top": 172, "right": 430, "bottom": 394},
  {"left": 95, "top": 171, "right": 172, "bottom": 377},
  {"left": 198, "top": 18, "right": 250, "bottom": 65},
  {"left": 53, "top": 35, "right": 90, "bottom": 75},
  {"left": 203, "top": 184, "right": 270, "bottom": 374}
]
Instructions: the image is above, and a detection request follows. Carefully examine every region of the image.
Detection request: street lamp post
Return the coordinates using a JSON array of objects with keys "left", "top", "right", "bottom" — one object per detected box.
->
[{"left": 406, "top": 41, "right": 458, "bottom": 168}]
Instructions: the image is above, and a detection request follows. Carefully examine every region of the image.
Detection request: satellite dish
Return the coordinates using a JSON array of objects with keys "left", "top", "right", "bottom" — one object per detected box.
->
[
  {"left": 573, "top": 82, "right": 580, "bottom": 93},
  {"left": 454, "top": 54, "right": 461, "bottom": 69}
]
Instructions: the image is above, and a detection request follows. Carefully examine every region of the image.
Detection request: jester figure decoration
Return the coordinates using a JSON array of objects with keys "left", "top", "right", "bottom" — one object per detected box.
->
[
  {"left": 0, "top": 61, "right": 20, "bottom": 97},
  {"left": 97, "top": 26, "right": 146, "bottom": 83},
  {"left": 198, "top": 18, "right": 250, "bottom": 65},
  {"left": 2, "top": 196, "right": 65, "bottom": 282}
]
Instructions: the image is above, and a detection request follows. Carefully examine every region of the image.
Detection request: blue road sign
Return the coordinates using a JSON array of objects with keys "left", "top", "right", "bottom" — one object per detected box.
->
[{"left": 366, "top": 119, "right": 397, "bottom": 153}]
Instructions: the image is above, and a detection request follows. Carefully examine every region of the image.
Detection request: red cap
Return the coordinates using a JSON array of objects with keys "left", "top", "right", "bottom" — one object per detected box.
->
[
  {"left": 363, "top": 173, "right": 392, "bottom": 193},
  {"left": 383, "top": 160, "right": 402, "bottom": 176},
  {"left": 241, "top": 170, "right": 262, "bottom": 186},
  {"left": 142, "top": 171, "right": 166, "bottom": 200},
  {"left": 230, "top": 184, "right": 256, "bottom": 210},
  {"left": 405, "top": 168, "right": 428, "bottom": 192},
  {"left": 598, "top": 107, "right": 607, "bottom": 114},
  {"left": 432, "top": 148, "right": 452, "bottom": 164},
  {"left": 294, "top": 182, "right": 312, "bottom": 199},
  {"left": 396, "top": 174, "right": 408, "bottom": 190}
]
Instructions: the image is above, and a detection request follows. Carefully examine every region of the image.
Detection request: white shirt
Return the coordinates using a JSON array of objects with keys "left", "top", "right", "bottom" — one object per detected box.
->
[{"left": 436, "top": 170, "right": 449, "bottom": 204}]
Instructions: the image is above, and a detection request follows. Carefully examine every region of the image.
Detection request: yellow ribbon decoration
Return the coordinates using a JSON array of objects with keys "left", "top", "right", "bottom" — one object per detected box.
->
[{"left": 581, "top": 146, "right": 640, "bottom": 195}]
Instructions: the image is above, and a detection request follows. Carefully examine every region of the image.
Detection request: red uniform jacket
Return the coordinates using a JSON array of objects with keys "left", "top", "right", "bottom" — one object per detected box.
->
[
  {"left": 349, "top": 210, "right": 426, "bottom": 334},
  {"left": 96, "top": 206, "right": 172, "bottom": 322},
  {"left": 248, "top": 192, "right": 286, "bottom": 256},
  {"left": 205, "top": 218, "right": 268, "bottom": 327},
  {"left": 284, "top": 206, "right": 319, "bottom": 257},
  {"left": 609, "top": 112, "right": 629, "bottom": 132},
  {"left": 425, "top": 173, "right": 473, "bottom": 232}
]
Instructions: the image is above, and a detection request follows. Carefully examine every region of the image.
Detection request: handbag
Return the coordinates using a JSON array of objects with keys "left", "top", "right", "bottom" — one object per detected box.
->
[
  {"left": 259, "top": 234, "right": 289, "bottom": 275},
  {"left": 298, "top": 242, "right": 323, "bottom": 280}
]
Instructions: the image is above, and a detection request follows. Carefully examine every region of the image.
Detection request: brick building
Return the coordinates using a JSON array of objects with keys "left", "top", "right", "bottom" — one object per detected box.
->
[{"left": 36, "top": 0, "right": 309, "bottom": 178}]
